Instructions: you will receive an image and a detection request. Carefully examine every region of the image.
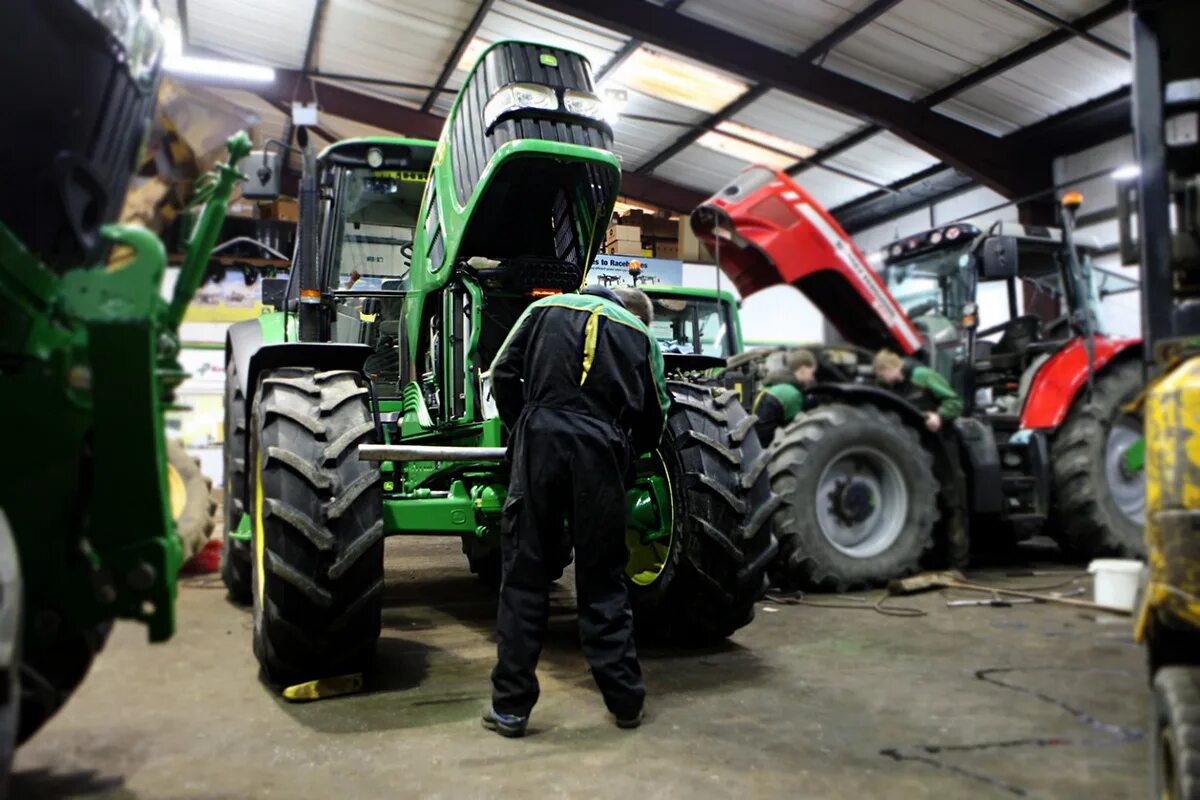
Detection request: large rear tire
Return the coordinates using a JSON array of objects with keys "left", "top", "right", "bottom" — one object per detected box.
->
[
  {"left": 627, "top": 383, "right": 779, "bottom": 646},
  {"left": 249, "top": 368, "right": 383, "bottom": 686},
  {"left": 768, "top": 403, "right": 939, "bottom": 592},
  {"left": 1153, "top": 666, "right": 1200, "bottom": 800},
  {"left": 1049, "top": 358, "right": 1145, "bottom": 558},
  {"left": 221, "top": 358, "right": 252, "bottom": 603}
]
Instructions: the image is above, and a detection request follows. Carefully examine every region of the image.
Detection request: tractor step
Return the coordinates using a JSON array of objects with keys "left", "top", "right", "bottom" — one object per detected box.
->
[{"left": 359, "top": 444, "right": 507, "bottom": 462}]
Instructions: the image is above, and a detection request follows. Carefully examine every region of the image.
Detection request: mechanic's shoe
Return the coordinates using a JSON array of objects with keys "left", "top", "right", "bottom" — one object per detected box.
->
[
  {"left": 614, "top": 709, "right": 643, "bottom": 730},
  {"left": 482, "top": 706, "right": 528, "bottom": 738}
]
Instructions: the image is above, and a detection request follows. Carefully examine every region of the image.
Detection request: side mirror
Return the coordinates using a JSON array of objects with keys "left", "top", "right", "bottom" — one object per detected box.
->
[
  {"left": 242, "top": 150, "right": 282, "bottom": 199},
  {"left": 981, "top": 236, "right": 1018, "bottom": 280},
  {"left": 260, "top": 277, "right": 288, "bottom": 311}
]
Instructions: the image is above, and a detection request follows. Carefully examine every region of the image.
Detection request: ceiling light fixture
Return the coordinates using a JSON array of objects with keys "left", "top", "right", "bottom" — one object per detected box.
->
[
  {"left": 163, "top": 55, "right": 276, "bottom": 83},
  {"left": 607, "top": 47, "right": 748, "bottom": 113}
]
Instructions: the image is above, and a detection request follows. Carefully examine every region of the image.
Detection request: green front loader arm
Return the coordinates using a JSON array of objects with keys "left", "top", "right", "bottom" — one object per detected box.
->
[{"left": 0, "top": 132, "right": 250, "bottom": 645}]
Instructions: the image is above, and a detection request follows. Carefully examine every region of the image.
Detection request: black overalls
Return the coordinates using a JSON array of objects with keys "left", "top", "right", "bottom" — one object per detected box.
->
[{"left": 489, "top": 287, "right": 669, "bottom": 719}]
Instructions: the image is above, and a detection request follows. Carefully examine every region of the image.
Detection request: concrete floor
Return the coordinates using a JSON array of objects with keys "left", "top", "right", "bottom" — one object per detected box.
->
[{"left": 13, "top": 538, "right": 1147, "bottom": 799}]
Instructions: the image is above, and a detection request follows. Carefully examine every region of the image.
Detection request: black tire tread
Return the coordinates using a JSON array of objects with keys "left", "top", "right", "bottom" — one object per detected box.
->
[
  {"left": 1049, "top": 358, "right": 1144, "bottom": 559},
  {"left": 629, "top": 382, "right": 778, "bottom": 646},
  {"left": 251, "top": 368, "right": 383, "bottom": 685},
  {"left": 768, "top": 403, "right": 939, "bottom": 592},
  {"left": 1153, "top": 665, "right": 1200, "bottom": 800},
  {"left": 221, "top": 358, "right": 253, "bottom": 603}
]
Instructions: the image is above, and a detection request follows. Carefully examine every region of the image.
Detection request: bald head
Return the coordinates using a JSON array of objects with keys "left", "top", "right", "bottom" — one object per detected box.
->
[{"left": 613, "top": 287, "right": 654, "bottom": 326}]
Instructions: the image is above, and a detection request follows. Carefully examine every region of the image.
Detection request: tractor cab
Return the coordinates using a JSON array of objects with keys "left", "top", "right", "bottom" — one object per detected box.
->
[
  {"left": 882, "top": 221, "right": 1135, "bottom": 416},
  {"left": 317, "top": 138, "right": 435, "bottom": 372},
  {"left": 640, "top": 286, "right": 742, "bottom": 358}
]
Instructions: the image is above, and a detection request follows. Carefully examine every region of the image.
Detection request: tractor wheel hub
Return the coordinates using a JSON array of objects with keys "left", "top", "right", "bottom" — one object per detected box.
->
[{"left": 831, "top": 480, "right": 875, "bottom": 525}]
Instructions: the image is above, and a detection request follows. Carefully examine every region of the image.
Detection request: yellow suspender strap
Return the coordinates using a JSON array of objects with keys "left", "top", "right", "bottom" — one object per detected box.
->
[{"left": 580, "top": 304, "right": 602, "bottom": 385}]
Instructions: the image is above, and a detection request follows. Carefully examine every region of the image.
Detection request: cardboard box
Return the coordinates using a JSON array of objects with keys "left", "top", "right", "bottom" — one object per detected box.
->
[
  {"left": 655, "top": 241, "right": 679, "bottom": 260},
  {"left": 606, "top": 224, "right": 641, "bottom": 244},
  {"left": 679, "top": 215, "right": 714, "bottom": 264},
  {"left": 608, "top": 240, "right": 644, "bottom": 256},
  {"left": 261, "top": 197, "right": 299, "bottom": 223},
  {"left": 619, "top": 210, "right": 677, "bottom": 238}
]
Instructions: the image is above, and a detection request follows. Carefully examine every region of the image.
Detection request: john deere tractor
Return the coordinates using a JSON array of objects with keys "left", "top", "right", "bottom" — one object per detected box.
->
[
  {"left": 0, "top": 0, "right": 248, "bottom": 788},
  {"left": 220, "top": 41, "right": 777, "bottom": 686}
]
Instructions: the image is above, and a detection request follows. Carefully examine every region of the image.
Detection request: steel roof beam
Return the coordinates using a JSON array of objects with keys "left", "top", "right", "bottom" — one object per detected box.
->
[
  {"left": 421, "top": 0, "right": 495, "bottom": 113},
  {"left": 998, "top": 0, "right": 1129, "bottom": 59},
  {"left": 831, "top": 86, "right": 1131, "bottom": 233},
  {"left": 525, "top": 0, "right": 1030, "bottom": 196},
  {"left": 788, "top": 0, "right": 1127, "bottom": 180},
  {"left": 635, "top": 0, "right": 908, "bottom": 178}
]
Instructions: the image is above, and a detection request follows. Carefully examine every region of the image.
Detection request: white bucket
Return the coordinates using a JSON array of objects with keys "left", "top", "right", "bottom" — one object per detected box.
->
[{"left": 1087, "top": 559, "right": 1143, "bottom": 611}]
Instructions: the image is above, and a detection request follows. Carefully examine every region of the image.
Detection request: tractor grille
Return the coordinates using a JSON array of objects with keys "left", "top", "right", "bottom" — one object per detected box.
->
[
  {"left": 468, "top": 257, "right": 585, "bottom": 295},
  {"left": 449, "top": 42, "right": 612, "bottom": 209}
]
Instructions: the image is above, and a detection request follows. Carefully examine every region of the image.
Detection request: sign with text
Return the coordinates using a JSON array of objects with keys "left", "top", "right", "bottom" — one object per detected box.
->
[{"left": 587, "top": 254, "right": 682, "bottom": 289}]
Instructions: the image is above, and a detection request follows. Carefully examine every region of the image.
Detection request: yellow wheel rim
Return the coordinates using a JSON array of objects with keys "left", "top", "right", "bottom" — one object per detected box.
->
[{"left": 167, "top": 463, "right": 187, "bottom": 522}]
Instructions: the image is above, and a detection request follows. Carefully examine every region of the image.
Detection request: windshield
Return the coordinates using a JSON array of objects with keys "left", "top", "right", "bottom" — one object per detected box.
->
[
  {"left": 330, "top": 168, "right": 425, "bottom": 292},
  {"left": 883, "top": 244, "right": 973, "bottom": 320},
  {"left": 648, "top": 295, "right": 734, "bottom": 357}
]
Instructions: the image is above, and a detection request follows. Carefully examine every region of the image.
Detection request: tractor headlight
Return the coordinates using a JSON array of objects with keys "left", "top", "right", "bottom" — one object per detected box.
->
[
  {"left": 929, "top": 230, "right": 944, "bottom": 245},
  {"left": 482, "top": 83, "right": 559, "bottom": 129},
  {"left": 75, "top": 0, "right": 164, "bottom": 84},
  {"left": 563, "top": 89, "right": 605, "bottom": 122}
]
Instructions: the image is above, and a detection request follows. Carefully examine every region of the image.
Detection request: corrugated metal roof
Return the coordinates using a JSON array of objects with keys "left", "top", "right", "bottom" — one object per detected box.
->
[
  {"left": 173, "top": 0, "right": 1134, "bottom": 223},
  {"left": 431, "top": 0, "right": 629, "bottom": 115},
  {"left": 650, "top": 143, "right": 749, "bottom": 195},
  {"left": 1090, "top": 11, "right": 1132, "bottom": 51},
  {"left": 790, "top": 166, "right": 879, "bottom": 210},
  {"left": 822, "top": 0, "right": 1064, "bottom": 100},
  {"left": 187, "top": 0, "right": 318, "bottom": 69},
  {"left": 611, "top": 90, "right": 707, "bottom": 171},
  {"left": 322, "top": 78, "right": 428, "bottom": 111},
  {"left": 317, "top": 0, "right": 479, "bottom": 92},
  {"left": 934, "top": 37, "right": 1130, "bottom": 135},
  {"left": 823, "top": 130, "right": 940, "bottom": 185},
  {"left": 729, "top": 89, "right": 862, "bottom": 153},
  {"left": 676, "top": 0, "right": 876, "bottom": 57}
]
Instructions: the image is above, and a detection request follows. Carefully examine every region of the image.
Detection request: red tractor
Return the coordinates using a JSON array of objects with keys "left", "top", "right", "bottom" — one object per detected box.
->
[{"left": 693, "top": 167, "right": 1143, "bottom": 590}]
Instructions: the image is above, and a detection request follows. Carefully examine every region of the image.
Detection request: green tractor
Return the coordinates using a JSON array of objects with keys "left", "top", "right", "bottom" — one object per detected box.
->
[
  {"left": 221, "top": 41, "right": 778, "bottom": 686},
  {"left": 0, "top": 0, "right": 249, "bottom": 787}
]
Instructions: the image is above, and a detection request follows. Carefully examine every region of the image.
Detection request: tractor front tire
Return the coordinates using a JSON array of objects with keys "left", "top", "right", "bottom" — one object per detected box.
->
[
  {"left": 249, "top": 368, "right": 383, "bottom": 686},
  {"left": 628, "top": 382, "right": 778, "bottom": 646},
  {"left": 1153, "top": 666, "right": 1200, "bottom": 800},
  {"left": 768, "top": 403, "right": 939, "bottom": 592},
  {"left": 167, "top": 439, "right": 214, "bottom": 560},
  {"left": 1049, "top": 358, "right": 1145, "bottom": 558},
  {"left": 221, "top": 358, "right": 252, "bottom": 603}
]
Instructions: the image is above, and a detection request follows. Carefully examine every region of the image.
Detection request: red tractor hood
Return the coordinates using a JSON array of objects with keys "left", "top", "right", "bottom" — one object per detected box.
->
[{"left": 692, "top": 166, "right": 922, "bottom": 355}]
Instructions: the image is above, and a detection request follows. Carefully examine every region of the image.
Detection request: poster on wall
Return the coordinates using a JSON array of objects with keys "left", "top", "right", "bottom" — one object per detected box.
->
[
  {"left": 173, "top": 266, "right": 283, "bottom": 323},
  {"left": 586, "top": 254, "right": 682, "bottom": 288}
]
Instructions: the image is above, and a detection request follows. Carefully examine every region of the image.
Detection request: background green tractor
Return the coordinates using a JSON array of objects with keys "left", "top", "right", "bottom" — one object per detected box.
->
[
  {"left": 0, "top": 0, "right": 248, "bottom": 787},
  {"left": 222, "top": 40, "right": 778, "bottom": 687}
]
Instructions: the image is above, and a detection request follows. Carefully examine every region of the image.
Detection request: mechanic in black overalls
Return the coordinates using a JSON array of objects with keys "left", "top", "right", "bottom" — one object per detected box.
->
[{"left": 483, "top": 285, "right": 670, "bottom": 737}]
